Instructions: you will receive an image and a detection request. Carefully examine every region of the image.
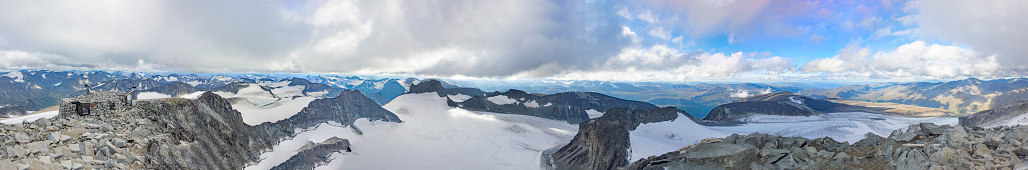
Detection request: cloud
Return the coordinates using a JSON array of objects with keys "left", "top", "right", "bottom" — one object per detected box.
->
[
  {"left": 917, "top": 0, "right": 1028, "bottom": 72},
  {"left": 803, "top": 41, "right": 1003, "bottom": 79},
  {"left": 290, "top": 0, "right": 631, "bottom": 77},
  {"left": 0, "top": 1, "right": 309, "bottom": 72}
]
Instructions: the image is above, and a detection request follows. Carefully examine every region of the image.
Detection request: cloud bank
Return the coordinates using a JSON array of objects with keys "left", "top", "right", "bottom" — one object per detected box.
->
[{"left": 0, "top": 0, "right": 1025, "bottom": 81}]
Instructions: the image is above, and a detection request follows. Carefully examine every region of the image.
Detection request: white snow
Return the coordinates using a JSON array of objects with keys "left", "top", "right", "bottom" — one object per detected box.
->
[
  {"left": 3, "top": 71, "right": 24, "bottom": 83},
  {"left": 487, "top": 95, "right": 518, "bottom": 105},
  {"left": 179, "top": 91, "right": 206, "bottom": 99},
  {"left": 715, "top": 112, "right": 958, "bottom": 144},
  {"left": 271, "top": 85, "right": 306, "bottom": 97},
  {"left": 524, "top": 100, "right": 540, "bottom": 108},
  {"left": 984, "top": 112, "right": 1028, "bottom": 128},
  {"left": 629, "top": 112, "right": 729, "bottom": 161},
  {"left": 373, "top": 81, "right": 386, "bottom": 90},
  {"left": 446, "top": 94, "right": 472, "bottom": 102},
  {"left": 543, "top": 102, "right": 553, "bottom": 107},
  {"left": 586, "top": 109, "right": 604, "bottom": 119},
  {"left": 232, "top": 84, "right": 279, "bottom": 106},
  {"left": 186, "top": 81, "right": 202, "bottom": 86},
  {"left": 235, "top": 96, "right": 318, "bottom": 125},
  {"left": 626, "top": 112, "right": 958, "bottom": 162},
  {"left": 789, "top": 96, "right": 803, "bottom": 104},
  {"left": 260, "top": 80, "right": 292, "bottom": 88},
  {"left": 249, "top": 93, "right": 578, "bottom": 170},
  {"left": 166, "top": 76, "right": 178, "bottom": 82},
  {"left": 1, "top": 111, "right": 58, "bottom": 124},
  {"left": 136, "top": 92, "right": 171, "bottom": 100},
  {"left": 306, "top": 90, "right": 330, "bottom": 97}
]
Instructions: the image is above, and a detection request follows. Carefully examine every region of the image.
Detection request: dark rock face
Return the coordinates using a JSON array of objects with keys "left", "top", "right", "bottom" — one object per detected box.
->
[
  {"left": 627, "top": 123, "right": 1028, "bottom": 170},
  {"left": 704, "top": 101, "right": 824, "bottom": 121},
  {"left": 551, "top": 107, "right": 689, "bottom": 170},
  {"left": 271, "top": 137, "right": 351, "bottom": 170},
  {"left": 455, "top": 91, "right": 659, "bottom": 124},
  {"left": 286, "top": 77, "right": 345, "bottom": 97},
  {"left": 704, "top": 92, "right": 834, "bottom": 122},
  {"left": 407, "top": 79, "right": 448, "bottom": 97},
  {"left": 959, "top": 100, "right": 1028, "bottom": 128},
  {"left": 256, "top": 89, "right": 401, "bottom": 138},
  {"left": 735, "top": 92, "right": 836, "bottom": 112},
  {"left": 140, "top": 92, "right": 272, "bottom": 169},
  {"left": 406, "top": 79, "right": 486, "bottom": 97}
]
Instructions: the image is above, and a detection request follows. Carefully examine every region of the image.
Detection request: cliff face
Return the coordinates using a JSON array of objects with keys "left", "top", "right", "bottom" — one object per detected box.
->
[
  {"left": 255, "top": 89, "right": 401, "bottom": 137},
  {"left": 0, "top": 90, "right": 398, "bottom": 169},
  {"left": 959, "top": 100, "right": 1028, "bottom": 128},
  {"left": 0, "top": 91, "right": 272, "bottom": 169},
  {"left": 550, "top": 107, "right": 684, "bottom": 170}
]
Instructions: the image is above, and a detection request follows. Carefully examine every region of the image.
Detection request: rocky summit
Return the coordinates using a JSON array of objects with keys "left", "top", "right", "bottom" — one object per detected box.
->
[
  {"left": 0, "top": 88, "right": 396, "bottom": 169},
  {"left": 627, "top": 123, "right": 1028, "bottom": 170},
  {"left": 550, "top": 107, "right": 696, "bottom": 170}
]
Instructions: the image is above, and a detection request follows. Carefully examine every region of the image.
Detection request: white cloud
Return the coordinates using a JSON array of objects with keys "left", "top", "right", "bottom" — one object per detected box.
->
[
  {"left": 647, "top": 27, "right": 672, "bottom": 40},
  {"left": 617, "top": 7, "right": 634, "bottom": 20},
  {"left": 803, "top": 41, "right": 1003, "bottom": 79},
  {"left": 918, "top": 0, "right": 1028, "bottom": 71}
]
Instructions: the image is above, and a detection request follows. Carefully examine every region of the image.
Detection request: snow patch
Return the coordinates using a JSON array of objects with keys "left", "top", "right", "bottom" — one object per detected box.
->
[
  {"left": 3, "top": 71, "right": 24, "bottom": 83},
  {"left": 486, "top": 95, "right": 517, "bottom": 105},
  {"left": 1, "top": 111, "right": 58, "bottom": 124},
  {"left": 524, "top": 100, "right": 540, "bottom": 108},
  {"left": 788, "top": 96, "right": 803, "bottom": 104},
  {"left": 543, "top": 102, "right": 553, "bottom": 107},
  {"left": 446, "top": 94, "right": 472, "bottom": 102},
  {"left": 186, "top": 81, "right": 202, "bottom": 86},
  {"left": 179, "top": 91, "right": 206, "bottom": 99},
  {"left": 629, "top": 112, "right": 730, "bottom": 162},
  {"left": 586, "top": 109, "right": 604, "bottom": 119},
  {"left": 985, "top": 112, "right": 1028, "bottom": 128},
  {"left": 236, "top": 96, "right": 318, "bottom": 125},
  {"left": 272, "top": 85, "right": 306, "bottom": 97},
  {"left": 136, "top": 92, "right": 171, "bottom": 100}
]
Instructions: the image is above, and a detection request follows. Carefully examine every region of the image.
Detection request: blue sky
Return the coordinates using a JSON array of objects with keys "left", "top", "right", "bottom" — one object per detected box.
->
[{"left": 0, "top": 0, "right": 1024, "bottom": 82}]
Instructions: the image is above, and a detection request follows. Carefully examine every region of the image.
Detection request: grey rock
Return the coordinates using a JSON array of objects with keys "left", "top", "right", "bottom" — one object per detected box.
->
[
  {"left": 552, "top": 107, "right": 687, "bottom": 170},
  {"left": 896, "top": 132, "right": 919, "bottom": 142},
  {"left": 13, "top": 133, "right": 30, "bottom": 143}
]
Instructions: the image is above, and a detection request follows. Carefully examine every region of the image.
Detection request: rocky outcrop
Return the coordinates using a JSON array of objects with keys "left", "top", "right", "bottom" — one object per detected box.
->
[
  {"left": 406, "top": 79, "right": 486, "bottom": 97},
  {"left": 959, "top": 100, "right": 1028, "bottom": 128},
  {"left": 455, "top": 90, "right": 659, "bottom": 124},
  {"left": 255, "top": 89, "right": 401, "bottom": 138},
  {"left": 704, "top": 101, "right": 825, "bottom": 122},
  {"left": 627, "top": 123, "right": 1028, "bottom": 170},
  {"left": 0, "top": 91, "right": 273, "bottom": 169},
  {"left": 550, "top": 107, "right": 692, "bottom": 170},
  {"left": 704, "top": 92, "right": 831, "bottom": 122},
  {"left": 271, "top": 137, "right": 351, "bottom": 170},
  {"left": 285, "top": 77, "right": 345, "bottom": 97},
  {"left": 0, "top": 89, "right": 398, "bottom": 169},
  {"left": 705, "top": 92, "right": 956, "bottom": 122}
]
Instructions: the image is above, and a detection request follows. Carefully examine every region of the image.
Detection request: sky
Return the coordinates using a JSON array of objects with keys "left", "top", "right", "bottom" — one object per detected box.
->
[{"left": 0, "top": 0, "right": 1025, "bottom": 82}]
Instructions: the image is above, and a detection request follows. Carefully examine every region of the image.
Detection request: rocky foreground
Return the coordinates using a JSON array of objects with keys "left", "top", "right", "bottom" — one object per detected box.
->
[
  {"left": 627, "top": 123, "right": 1028, "bottom": 169},
  {"left": 0, "top": 89, "right": 397, "bottom": 169}
]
